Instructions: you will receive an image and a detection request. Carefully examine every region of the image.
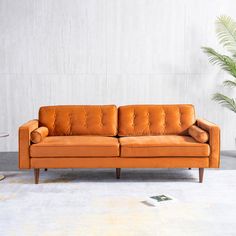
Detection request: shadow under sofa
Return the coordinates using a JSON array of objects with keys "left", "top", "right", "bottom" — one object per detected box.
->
[{"left": 18, "top": 104, "right": 220, "bottom": 184}]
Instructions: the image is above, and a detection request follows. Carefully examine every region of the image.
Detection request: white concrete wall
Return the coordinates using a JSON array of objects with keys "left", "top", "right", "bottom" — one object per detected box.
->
[{"left": 0, "top": 0, "right": 236, "bottom": 151}]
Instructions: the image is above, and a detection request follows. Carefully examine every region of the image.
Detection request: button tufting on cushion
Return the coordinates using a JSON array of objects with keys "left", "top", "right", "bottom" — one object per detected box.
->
[
  {"left": 39, "top": 105, "right": 118, "bottom": 136},
  {"left": 118, "top": 104, "right": 195, "bottom": 136}
]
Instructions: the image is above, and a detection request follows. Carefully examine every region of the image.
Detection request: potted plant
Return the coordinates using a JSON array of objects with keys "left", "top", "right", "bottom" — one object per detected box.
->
[{"left": 202, "top": 15, "right": 236, "bottom": 113}]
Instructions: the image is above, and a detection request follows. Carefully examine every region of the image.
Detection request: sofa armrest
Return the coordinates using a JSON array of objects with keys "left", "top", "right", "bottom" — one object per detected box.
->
[
  {"left": 18, "top": 120, "right": 39, "bottom": 169},
  {"left": 196, "top": 118, "right": 220, "bottom": 168}
]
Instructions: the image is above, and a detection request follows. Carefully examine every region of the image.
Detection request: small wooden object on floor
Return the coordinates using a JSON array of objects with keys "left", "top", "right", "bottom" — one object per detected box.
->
[
  {"left": 199, "top": 168, "right": 204, "bottom": 183},
  {"left": 34, "top": 169, "right": 40, "bottom": 184},
  {"left": 116, "top": 168, "right": 121, "bottom": 179}
]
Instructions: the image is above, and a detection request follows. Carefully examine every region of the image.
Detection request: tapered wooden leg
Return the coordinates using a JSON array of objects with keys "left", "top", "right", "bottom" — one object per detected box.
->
[
  {"left": 34, "top": 169, "right": 40, "bottom": 184},
  {"left": 45, "top": 168, "right": 47, "bottom": 171},
  {"left": 199, "top": 168, "right": 204, "bottom": 183},
  {"left": 188, "top": 168, "right": 191, "bottom": 170},
  {"left": 116, "top": 168, "right": 121, "bottom": 179}
]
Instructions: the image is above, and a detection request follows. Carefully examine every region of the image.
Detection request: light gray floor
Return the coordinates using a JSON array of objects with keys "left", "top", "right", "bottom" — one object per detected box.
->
[
  {"left": 0, "top": 151, "right": 236, "bottom": 171},
  {"left": 1, "top": 170, "right": 236, "bottom": 235}
]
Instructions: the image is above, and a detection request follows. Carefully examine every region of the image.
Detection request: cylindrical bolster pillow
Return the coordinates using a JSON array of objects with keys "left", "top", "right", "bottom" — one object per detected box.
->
[
  {"left": 31, "top": 127, "right": 49, "bottom": 144},
  {"left": 188, "top": 125, "right": 209, "bottom": 143}
]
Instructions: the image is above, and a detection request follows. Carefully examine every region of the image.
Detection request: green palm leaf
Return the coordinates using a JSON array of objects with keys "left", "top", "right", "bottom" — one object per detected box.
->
[
  {"left": 202, "top": 15, "right": 236, "bottom": 114},
  {"left": 212, "top": 93, "right": 236, "bottom": 113},
  {"left": 202, "top": 47, "right": 236, "bottom": 77},
  {"left": 223, "top": 79, "right": 236, "bottom": 88},
  {"left": 216, "top": 15, "right": 236, "bottom": 56}
]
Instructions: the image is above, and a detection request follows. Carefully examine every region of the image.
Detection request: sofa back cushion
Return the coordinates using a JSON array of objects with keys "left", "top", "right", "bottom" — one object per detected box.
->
[
  {"left": 39, "top": 105, "right": 117, "bottom": 136},
  {"left": 118, "top": 104, "right": 195, "bottom": 136}
]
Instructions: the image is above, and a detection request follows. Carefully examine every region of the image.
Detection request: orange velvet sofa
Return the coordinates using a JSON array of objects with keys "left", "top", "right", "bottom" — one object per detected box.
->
[{"left": 18, "top": 104, "right": 220, "bottom": 184}]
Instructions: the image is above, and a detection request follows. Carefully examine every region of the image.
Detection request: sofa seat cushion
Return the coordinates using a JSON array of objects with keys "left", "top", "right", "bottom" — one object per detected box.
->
[
  {"left": 30, "top": 136, "right": 119, "bottom": 157},
  {"left": 119, "top": 135, "right": 210, "bottom": 157}
]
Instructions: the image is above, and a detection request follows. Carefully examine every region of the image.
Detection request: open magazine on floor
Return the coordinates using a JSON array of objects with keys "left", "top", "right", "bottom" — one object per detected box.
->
[{"left": 142, "top": 194, "right": 177, "bottom": 207}]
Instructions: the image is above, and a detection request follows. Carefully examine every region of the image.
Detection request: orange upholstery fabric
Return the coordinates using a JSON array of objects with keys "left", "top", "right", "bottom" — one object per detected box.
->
[
  {"left": 197, "top": 119, "right": 220, "bottom": 168},
  {"left": 39, "top": 105, "right": 117, "bottom": 136},
  {"left": 30, "top": 136, "right": 119, "bottom": 157},
  {"left": 19, "top": 120, "right": 39, "bottom": 169},
  {"left": 18, "top": 105, "right": 220, "bottom": 173},
  {"left": 119, "top": 135, "right": 210, "bottom": 157},
  {"left": 31, "top": 127, "right": 49, "bottom": 144},
  {"left": 188, "top": 125, "right": 209, "bottom": 143},
  {"left": 118, "top": 104, "right": 195, "bottom": 136},
  {"left": 31, "top": 157, "right": 209, "bottom": 168}
]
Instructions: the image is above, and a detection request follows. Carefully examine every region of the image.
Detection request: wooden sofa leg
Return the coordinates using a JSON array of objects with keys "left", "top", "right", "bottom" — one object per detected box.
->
[
  {"left": 34, "top": 169, "right": 40, "bottom": 184},
  {"left": 116, "top": 168, "right": 121, "bottom": 179},
  {"left": 45, "top": 168, "right": 48, "bottom": 171},
  {"left": 199, "top": 168, "right": 204, "bottom": 183},
  {"left": 188, "top": 168, "right": 191, "bottom": 170}
]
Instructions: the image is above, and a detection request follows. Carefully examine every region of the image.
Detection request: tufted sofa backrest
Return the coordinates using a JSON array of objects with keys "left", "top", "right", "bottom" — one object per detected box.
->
[
  {"left": 118, "top": 104, "right": 195, "bottom": 136},
  {"left": 39, "top": 105, "right": 117, "bottom": 136}
]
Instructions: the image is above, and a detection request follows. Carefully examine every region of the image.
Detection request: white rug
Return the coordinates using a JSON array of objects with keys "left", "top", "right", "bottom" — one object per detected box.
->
[{"left": 0, "top": 169, "right": 236, "bottom": 236}]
